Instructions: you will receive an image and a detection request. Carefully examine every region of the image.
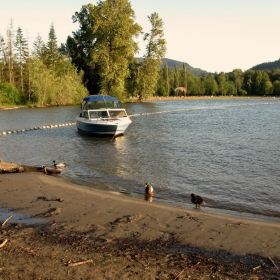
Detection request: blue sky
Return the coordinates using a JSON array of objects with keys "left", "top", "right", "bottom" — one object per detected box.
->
[{"left": 1, "top": 0, "right": 280, "bottom": 73}]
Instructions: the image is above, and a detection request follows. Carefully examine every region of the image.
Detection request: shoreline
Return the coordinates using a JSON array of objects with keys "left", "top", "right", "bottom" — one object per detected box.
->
[
  {"left": 1, "top": 159, "right": 279, "bottom": 225},
  {"left": 1, "top": 96, "right": 278, "bottom": 110},
  {"left": 70, "top": 176, "right": 280, "bottom": 226},
  {"left": 0, "top": 172, "right": 279, "bottom": 278},
  {"left": 139, "top": 95, "right": 279, "bottom": 102},
  {"left": 0, "top": 172, "right": 279, "bottom": 257}
]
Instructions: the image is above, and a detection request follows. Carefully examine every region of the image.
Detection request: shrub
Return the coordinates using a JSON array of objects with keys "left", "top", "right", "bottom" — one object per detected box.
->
[
  {"left": 239, "top": 89, "right": 247, "bottom": 96},
  {"left": 0, "top": 82, "right": 21, "bottom": 105}
]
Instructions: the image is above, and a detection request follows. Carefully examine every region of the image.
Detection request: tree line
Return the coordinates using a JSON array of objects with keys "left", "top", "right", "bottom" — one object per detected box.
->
[
  {"left": 0, "top": 20, "right": 88, "bottom": 106},
  {"left": 155, "top": 65, "right": 280, "bottom": 97},
  {"left": 0, "top": 0, "right": 166, "bottom": 106},
  {"left": 0, "top": 0, "right": 279, "bottom": 107}
]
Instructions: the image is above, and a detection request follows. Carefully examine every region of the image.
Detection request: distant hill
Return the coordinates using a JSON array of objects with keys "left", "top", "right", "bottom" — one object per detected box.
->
[
  {"left": 250, "top": 58, "right": 280, "bottom": 71},
  {"left": 136, "top": 57, "right": 209, "bottom": 76}
]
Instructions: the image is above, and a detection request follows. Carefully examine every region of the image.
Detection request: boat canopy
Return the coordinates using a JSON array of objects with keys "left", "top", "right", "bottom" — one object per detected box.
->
[{"left": 81, "top": 95, "right": 123, "bottom": 110}]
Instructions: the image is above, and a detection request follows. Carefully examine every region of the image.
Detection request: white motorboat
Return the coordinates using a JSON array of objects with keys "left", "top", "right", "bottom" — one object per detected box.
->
[{"left": 75, "top": 95, "right": 132, "bottom": 136}]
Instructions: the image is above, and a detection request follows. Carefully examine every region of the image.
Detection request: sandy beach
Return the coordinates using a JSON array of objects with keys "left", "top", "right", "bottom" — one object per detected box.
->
[{"left": 0, "top": 168, "right": 279, "bottom": 279}]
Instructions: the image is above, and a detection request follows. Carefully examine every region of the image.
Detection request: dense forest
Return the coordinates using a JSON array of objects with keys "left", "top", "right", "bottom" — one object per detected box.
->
[
  {"left": 0, "top": 0, "right": 280, "bottom": 107},
  {"left": 155, "top": 59, "right": 280, "bottom": 97}
]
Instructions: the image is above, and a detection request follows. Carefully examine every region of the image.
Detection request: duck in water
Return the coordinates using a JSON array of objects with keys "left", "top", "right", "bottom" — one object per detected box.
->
[
  {"left": 53, "top": 160, "right": 66, "bottom": 168},
  {"left": 145, "top": 183, "right": 154, "bottom": 194}
]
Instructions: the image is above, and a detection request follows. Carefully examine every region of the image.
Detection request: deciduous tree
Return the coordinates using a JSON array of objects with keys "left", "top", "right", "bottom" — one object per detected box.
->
[
  {"left": 138, "top": 12, "right": 166, "bottom": 100},
  {"left": 64, "top": 1, "right": 142, "bottom": 100},
  {"left": 217, "top": 72, "right": 226, "bottom": 96},
  {"left": 182, "top": 63, "right": 188, "bottom": 97},
  {"left": 230, "top": 69, "right": 243, "bottom": 95},
  {"left": 243, "top": 70, "right": 254, "bottom": 96}
]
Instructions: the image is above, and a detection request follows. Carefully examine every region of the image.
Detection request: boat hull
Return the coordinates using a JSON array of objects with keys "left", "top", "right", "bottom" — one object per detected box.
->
[{"left": 75, "top": 117, "right": 131, "bottom": 136}]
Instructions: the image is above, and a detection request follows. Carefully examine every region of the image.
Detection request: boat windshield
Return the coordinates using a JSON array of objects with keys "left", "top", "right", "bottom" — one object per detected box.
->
[
  {"left": 82, "top": 100, "right": 123, "bottom": 110},
  {"left": 89, "top": 111, "right": 109, "bottom": 118},
  {"left": 109, "top": 110, "right": 126, "bottom": 117}
]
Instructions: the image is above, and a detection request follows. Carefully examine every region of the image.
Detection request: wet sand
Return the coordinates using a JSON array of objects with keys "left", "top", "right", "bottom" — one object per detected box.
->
[{"left": 0, "top": 171, "right": 279, "bottom": 279}]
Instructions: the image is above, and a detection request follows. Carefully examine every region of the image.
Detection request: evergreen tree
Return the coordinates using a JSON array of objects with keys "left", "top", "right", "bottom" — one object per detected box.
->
[
  {"left": 33, "top": 33, "right": 47, "bottom": 63},
  {"left": 0, "top": 34, "right": 7, "bottom": 83},
  {"left": 14, "top": 26, "right": 29, "bottom": 94},
  {"left": 7, "top": 20, "right": 14, "bottom": 84},
  {"left": 46, "top": 23, "right": 59, "bottom": 69}
]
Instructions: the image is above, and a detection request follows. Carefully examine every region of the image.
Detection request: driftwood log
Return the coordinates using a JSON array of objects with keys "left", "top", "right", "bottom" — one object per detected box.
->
[
  {"left": 0, "top": 159, "right": 24, "bottom": 173},
  {"left": 0, "top": 159, "right": 43, "bottom": 173},
  {"left": 0, "top": 239, "right": 8, "bottom": 249},
  {"left": 68, "top": 260, "right": 93, "bottom": 267},
  {"left": 2, "top": 215, "right": 13, "bottom": 227},
  {"left": 37, "top": 196, "right": 63, "bottom": 202},
  {"left": 44, "top": 208, "right": 61, "bottom": 217},
  {"left": 268, "top": 256, "right": 278, "bottom": 270}
]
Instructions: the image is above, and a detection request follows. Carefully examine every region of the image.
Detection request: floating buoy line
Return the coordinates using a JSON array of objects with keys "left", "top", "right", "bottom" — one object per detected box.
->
[
  {"left": 1, "top": 101, "right": 279, "bottom": 136},
  {"left": 0, "top": 122, "right": 76, "bottom": 136}
]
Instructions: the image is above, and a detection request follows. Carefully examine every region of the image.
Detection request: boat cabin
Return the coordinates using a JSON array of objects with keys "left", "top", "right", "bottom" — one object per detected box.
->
[
  {"left": 81, "top": 95, "right": 123, "bottom": 110},
  {"left": 80, "top": 95, "right": 128, "bottom": 120}
]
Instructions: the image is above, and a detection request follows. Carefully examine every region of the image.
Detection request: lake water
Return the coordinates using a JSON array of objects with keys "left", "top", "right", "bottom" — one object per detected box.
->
[{"left": 1, "top": 98, "right": 280, "bottom": 223}]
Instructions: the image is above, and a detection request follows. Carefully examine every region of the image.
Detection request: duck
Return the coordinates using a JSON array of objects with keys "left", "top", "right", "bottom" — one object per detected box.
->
[
  {"left": 145, "top": 183, "right": 154, "bottom": 194},
  {"left": 191, "top": 193, "right": 206, "bottom": 208},
  {"left": 53, "top": 160, "right": 66, "bottom": 168},
  {"left": 42, "top": 165, "right": 61, "bottom": 175}
]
